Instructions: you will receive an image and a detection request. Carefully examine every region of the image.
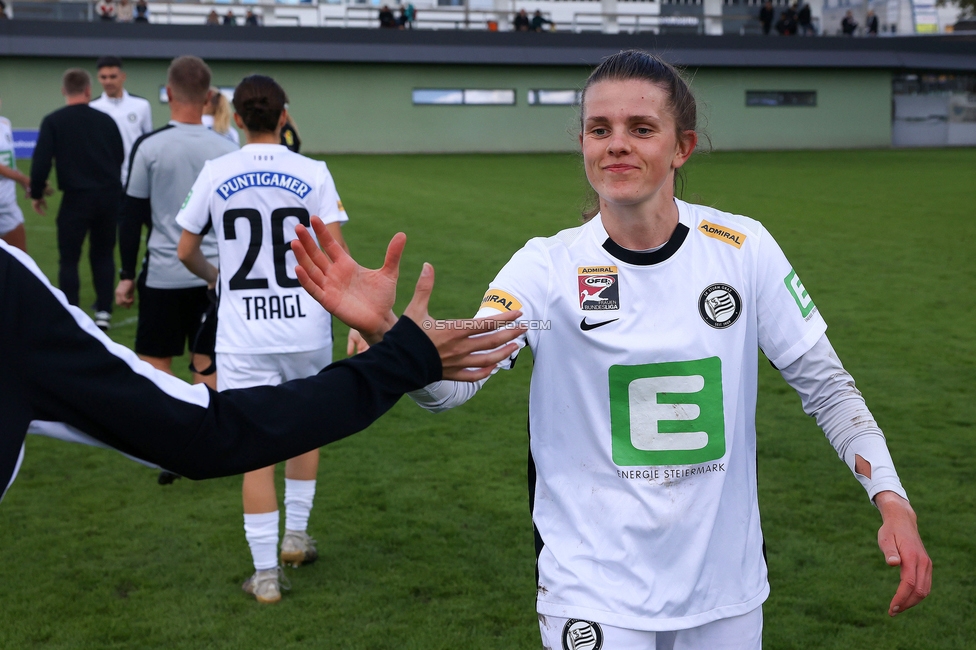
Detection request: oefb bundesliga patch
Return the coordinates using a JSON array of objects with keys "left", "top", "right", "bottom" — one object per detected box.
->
[
  {"left": 698, "top": 283, "right": 742, "bottom": 329},
  {"left": 561, "top": 619, "right": 604, "bottom": 650},
  {"left": 578, "top": 266, "right": 619, "bottom": 311}
]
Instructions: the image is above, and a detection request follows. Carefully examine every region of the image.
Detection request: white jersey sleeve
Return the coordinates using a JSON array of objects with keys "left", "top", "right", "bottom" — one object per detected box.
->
[
  {"left": 176, "top": 163, "right": 214, "bottom": 235},
  {"left": 139, "top": 99, "right": 153, "bottom": 136},
  {"left": 314, "top": 161, "right": 348, "bottom": 226},
  {"left": 755, "top": 225, "right": 828, "bottom": 369},
  {"left": 780, "top": 333, "right": 908, "bottom": 502},
  {"left": 410, "top": 238, "right": 548, "bottom": 411}
]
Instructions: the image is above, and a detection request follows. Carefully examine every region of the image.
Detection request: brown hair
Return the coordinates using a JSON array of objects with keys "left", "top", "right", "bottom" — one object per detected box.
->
[
  {"left": 232, "top": 75, "right": 286, "bottom": 134},
  {"left": 167, "top": 55, "right": 212, "bottom": 104},
  {"left": 62, "top": 68, "right": 91, "bottom": 97},
  {"left": 579, "top": 50, "right": 698, "bottom": 219}
]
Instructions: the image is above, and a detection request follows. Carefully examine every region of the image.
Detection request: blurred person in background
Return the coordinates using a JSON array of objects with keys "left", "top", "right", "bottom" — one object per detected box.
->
[
  {"left": 90, "top": 56, "right": 153, "bottom": 187},
  {"left": 29, "top": 68, "right": 123, "bottom": 331},
  {"left": 865, "top": 9, "right": 879, "bottom": 34},
  {"left": 245, "top": 9, "right": 260, "bottom": 26},
  {"left": 206, "top": 9, "right": 220, "bottom": 25},
  {"left": 530, "top": 10, "right": 553, "bottom": 31},
  {"left": 0, "top": 97, "right": 46, "bottom": 252},
  {"left": 223, "top": 10, "right": 237, "bottom": 25},
  {"left": 842, "top": 10, "right": 858, "bottom": 34},
  {"left": 758, "top": 1, "right": 774, "bottom": 35},
  {"left": 96, "top": 0, "right": 116, "bottom": 21},
  {"left": 514, "top": 8, "right": 530, "bottom": 31},
  {"left": 116, "top": 0, "right": 133, "bottom": 23},
  {"left": 379, "top": 5, "right": 396, "bottom": 28},
  {"left": 280, "top": 105, "right": 301, "bottom": 153},
  {"left": 203, "top": 87, "right": 240, "bottom": 146},
  {"left": 797, "top": 1, "right": 814, "bottom": 34},
  {"left": 134, "top": 0, "right": 148, "bottom": 21}
]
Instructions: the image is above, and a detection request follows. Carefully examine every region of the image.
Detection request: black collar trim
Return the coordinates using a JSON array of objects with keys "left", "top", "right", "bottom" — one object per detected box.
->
[{"left": 602, "top": 222, "right": 689, "bottom": 266}]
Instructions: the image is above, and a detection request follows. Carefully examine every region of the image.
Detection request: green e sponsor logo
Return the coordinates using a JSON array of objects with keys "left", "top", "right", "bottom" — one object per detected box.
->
[
  {"left": 0, "top": 150, "right": 12, "bottom": 167},
  {"left": 784, "top": 269, "right": 815, "bottom": 318},
  {"left": 609, "top": 357, "right": 726, "bottom": 467},
  {"left": 180, "top": 190, "right": 193, "bottom": 210}
]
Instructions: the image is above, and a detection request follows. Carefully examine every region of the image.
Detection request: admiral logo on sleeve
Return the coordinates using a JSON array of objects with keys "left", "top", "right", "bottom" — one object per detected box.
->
[
  {"left": 216, "top": 172, "right": 311, "bottom": 200},
  {"left": 698, "top": 220, "right": 746, "bottom": 249},
  {"left": 578, "top": 266, "right": 619, "bottom": 311},
  {"left": 481, "top": 289, "right": 522, "bottom": 313}
]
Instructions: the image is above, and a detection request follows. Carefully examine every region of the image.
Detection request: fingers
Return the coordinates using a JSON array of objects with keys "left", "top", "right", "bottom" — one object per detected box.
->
[
  {"left": 403, "top": 262, "right": 434, "bottom": 325},
  {"left": 887, "top": 543, "right": 932, "bottom": 616},
  {"left": 878, "top": 528, "right": 900, "bottom": 567},
  {"left": 309, "top": 215, "right": 349, "bottom": 266},
  {"left": 294, "top": 263, "right": 329, "bottom": 309},
  {"left": 443, "top": 342, "right": 520, "bottom": 381},
  {"left": 381, "top": 232, "right": 407, "bottom": 279},
  {"left": 346, "top": 334, "right": 355, "bottom": 357}
]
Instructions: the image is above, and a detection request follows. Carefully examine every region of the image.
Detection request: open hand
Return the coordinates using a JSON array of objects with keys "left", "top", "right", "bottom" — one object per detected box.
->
[{"left": 292, "top": 216, "right": 401, "bottom": 343}]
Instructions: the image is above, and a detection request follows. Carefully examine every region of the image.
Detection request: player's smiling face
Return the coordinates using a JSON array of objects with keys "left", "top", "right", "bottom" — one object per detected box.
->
[{"left": 581, "top": 79, "right": 694, "bottom": 212}]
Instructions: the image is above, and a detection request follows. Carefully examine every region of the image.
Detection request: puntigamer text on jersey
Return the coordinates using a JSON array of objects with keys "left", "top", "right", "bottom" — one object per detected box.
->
[{"left": 216, "top": 172, "right": 312, "bottom": 200}]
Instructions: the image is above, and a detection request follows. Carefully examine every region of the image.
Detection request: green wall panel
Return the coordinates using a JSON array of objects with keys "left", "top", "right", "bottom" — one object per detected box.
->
[{"left": 0, "top": 56, "right": 891, "bottom": 153}]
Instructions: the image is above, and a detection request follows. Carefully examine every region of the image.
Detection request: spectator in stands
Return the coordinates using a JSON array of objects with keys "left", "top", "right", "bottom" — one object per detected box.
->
[
  {"left": 865, "top": 9, "right": 878, "bottom": 35},
  {"left": 797, "top": 2, "right": 814, "bottom": 35},
  {"left": 758, "top": 1, "right": 774, "bottom": 35},
  {"left": 223, "top": 10, "right": 237, "bottom": 26},
  {"left": 514, "top": 9, "right": 531, "bottom": 31},
  {"left": 379, "top": 5, "right": 397, "bottom": 28},
  {"left": 97, "top": 0, "right": 117, "bottom": 22},
  {"left": 245, "top": 9, "right": 260, "bottom": 26},
  {"left": 530, "top": 10, "right": 553, "bottom": 31},
  {"left": 397, "top": 3, "right": 416, "bottom": 29},
  {"left": 841, "top": 10, "right": 857, "bottom": 35},
  {"left": 134, "top": 0, "right": 148, "bottom": 22},
  {"left": 206, "top": 9, "right": 220, "bottom": 25},
  {"left": 116, "top": 0, "right": 133, "bottom": 23},
  {"left": 0, "top": 0, "right": 8, "bottom": 19},
  {"left": 776, "top": 3, "right": 798, "bottom": 35}
]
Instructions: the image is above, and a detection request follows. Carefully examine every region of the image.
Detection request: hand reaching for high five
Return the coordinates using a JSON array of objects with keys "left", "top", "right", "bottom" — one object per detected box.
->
[
  {"left": 292, "top": 217, "right": 524, "bottom": 382},
  {"left": 291, "top": 216, "right": 401, "bottom": 344}
]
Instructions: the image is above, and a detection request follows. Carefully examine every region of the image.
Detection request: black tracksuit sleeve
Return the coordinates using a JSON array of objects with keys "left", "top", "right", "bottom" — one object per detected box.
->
[
  {"left": 1, "top": 245, "right": 442, "bottom": 492},
  {"left": 29, "top": 115, "right": 55, "bottom": 200},
  {"left": 118, "top": 195, "right": 151, "bottom": 279}
]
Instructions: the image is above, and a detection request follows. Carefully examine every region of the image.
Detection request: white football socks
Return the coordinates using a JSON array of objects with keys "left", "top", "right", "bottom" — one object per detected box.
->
[
  {"left": 243, "top": 510, "right": 279, "bottom": 571},
  {"left": 284, "top": 479, "right": 316, "bottom": 533}
]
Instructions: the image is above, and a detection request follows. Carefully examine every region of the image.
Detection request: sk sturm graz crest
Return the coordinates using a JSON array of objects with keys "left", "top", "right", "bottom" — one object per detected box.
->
[
  {"left": 578, "top": 266, "right": 619, "bottom": 311},
  {"left": 561, "top": 619, "right": 603, "bottom": 650},
  {"left": 698, "top": 283, "right": 741, "bottom": 329}
]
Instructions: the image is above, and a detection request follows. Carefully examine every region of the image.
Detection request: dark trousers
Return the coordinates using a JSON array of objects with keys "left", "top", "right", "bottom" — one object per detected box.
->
[{"left": 56, "top": 188, "right": 120, "bottom": 313}]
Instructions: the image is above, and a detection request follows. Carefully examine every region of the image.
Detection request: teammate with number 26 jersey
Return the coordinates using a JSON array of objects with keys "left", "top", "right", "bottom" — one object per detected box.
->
[{"left": 177, "top": 143, "right": 347, "bottom": 354}]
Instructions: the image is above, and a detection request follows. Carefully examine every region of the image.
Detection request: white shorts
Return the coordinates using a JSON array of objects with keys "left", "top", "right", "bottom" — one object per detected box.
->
[
  {"left": 540, "top": 607, "right": 762, "bottom": 650},
  {"left": 0, "top": 204, "right": 24, "bottom": 236},
  {"left": 217, "top": 347, "right": 333, "bottom": 391}
]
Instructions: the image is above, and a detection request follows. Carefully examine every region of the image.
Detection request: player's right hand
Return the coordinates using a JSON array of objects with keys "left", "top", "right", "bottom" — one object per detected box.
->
[{"left": 31, "top": 198, "right": 47, "bottom": 215}]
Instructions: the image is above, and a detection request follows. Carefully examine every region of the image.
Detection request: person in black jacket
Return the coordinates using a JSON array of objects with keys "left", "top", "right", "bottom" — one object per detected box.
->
[
  {"left": 1, "top": 227, "right": 523, "bottom": 501},
  {"left": 29, "top": 68, "right": 124, "bottom": 332},
  {"left": 797, "top": 2, "right": 814, "bottom": 35},
  {"left": 758, "top": 1, "right": 774, "bottom": 35}
]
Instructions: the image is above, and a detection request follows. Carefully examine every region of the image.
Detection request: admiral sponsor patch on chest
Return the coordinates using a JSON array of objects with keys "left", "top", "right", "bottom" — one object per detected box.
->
[
  {"left": 578, "top": 266, "right": 619, "bottom": 311},
  {"left": 698, "top": 220, "right": 746, "bottom": 249}
]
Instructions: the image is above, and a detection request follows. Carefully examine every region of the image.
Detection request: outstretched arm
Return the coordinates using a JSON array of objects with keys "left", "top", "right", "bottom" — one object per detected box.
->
[{"left": 291, "top": 216, "right": 524, "bottom": 381}]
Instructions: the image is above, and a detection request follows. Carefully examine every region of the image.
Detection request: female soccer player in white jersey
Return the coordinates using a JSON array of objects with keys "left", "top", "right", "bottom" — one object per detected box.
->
[
  {"left": 299, "top": 50, "right": 934, "bottom": 647},
  {"left": 176, "top": 75, "right": 360, "bottom": 604}
]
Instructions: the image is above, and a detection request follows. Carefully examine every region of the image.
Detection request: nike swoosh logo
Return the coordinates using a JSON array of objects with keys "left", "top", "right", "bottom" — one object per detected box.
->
[{"left": 580, "top": 317, "right": 618, "bottom": 331}]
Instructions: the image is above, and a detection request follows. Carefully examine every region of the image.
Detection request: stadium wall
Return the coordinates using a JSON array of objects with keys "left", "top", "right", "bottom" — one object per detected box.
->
[{"left": 0, "top": 57, "right": 893, "bottom": 153}]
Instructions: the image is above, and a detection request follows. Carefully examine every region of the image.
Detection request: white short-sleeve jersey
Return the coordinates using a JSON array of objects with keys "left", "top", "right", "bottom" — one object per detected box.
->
[
  {"left": 0, "top": 117, "right": 17, "bottom": 209},
  {"left": 176, "top": 144, "right": 348, "bottom": 354},
  {"left": 90, "top": 90, "right": 153, "bottom": 185},
  {"left": 477, "top": 199, "right": 826, "bottom": 631}
]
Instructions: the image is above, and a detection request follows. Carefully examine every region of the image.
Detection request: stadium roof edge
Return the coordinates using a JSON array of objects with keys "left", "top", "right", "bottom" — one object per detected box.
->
[{"left": 1, "top": 22, "right": 974, "bottom": 70}]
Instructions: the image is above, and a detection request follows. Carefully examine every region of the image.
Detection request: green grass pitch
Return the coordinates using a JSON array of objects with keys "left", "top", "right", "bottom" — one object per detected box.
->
[{"left": 1, "top": 149, "right": 974, "bottom": 649}]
